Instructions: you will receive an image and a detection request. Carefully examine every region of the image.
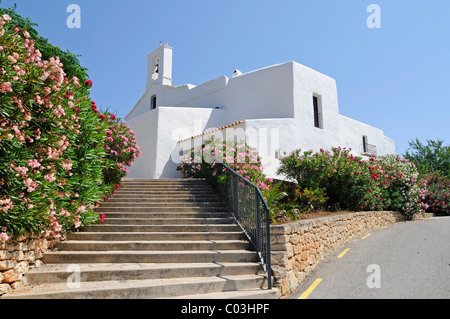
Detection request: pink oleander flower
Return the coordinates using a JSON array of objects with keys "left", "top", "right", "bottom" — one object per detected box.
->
[
  {"left": 74, "top": 215, "right": 81, "bottom": 228},
  {"left": 44, "top": 173, "right": 56, "bottom": 183},
  {"left": 0, "top": 82, "right": 13, "bottom": 93},
  {"left": 72, "top": 76, "right": 80, "bottom": 86},
  {"left": 7, "top": 55, "right": 17, "bottom": 64},
  {"left": 58, "top": 209, "right": 70, "bottom": 217},
  {"left": 2, "top": 14, "right": 11, "bottom": 22},
  {"left": 27, "top": 159, "right": 41, "bottom": 169},
  {"left": 23, "top": 178, "right": 33, "bottom": 187},
  {"left": 53, "top": 221, "right": 62, "bottom": 233},
  {"left": 0, "top": 232, "right": 9, "bottom": 241},
  {"left": 13, "top": 166, "right": 28, "bottom": 176},
  {"left": 76, "top": 205, "right": 86, "bottom": 213},
  {"left": 61, "top": 159, "right": 73, "bottom": 171}
]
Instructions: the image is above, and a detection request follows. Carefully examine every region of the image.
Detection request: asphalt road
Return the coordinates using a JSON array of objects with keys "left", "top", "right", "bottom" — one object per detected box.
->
[{"left": 288, "top": 216, "right": 450, "bottom": 299}]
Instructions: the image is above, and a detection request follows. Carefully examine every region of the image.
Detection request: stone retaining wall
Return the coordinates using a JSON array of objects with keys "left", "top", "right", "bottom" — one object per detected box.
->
[
  {"left": 270, "top": 211, "right": 406, "bottom": 297},
  {"left": 0, "top": 232, "right": 63, "bottom": 296}
]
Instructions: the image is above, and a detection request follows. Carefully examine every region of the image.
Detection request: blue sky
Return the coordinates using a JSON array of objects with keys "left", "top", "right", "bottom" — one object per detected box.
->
[{"left": 1, "top": 0, "right": 449, "bottom": 155}]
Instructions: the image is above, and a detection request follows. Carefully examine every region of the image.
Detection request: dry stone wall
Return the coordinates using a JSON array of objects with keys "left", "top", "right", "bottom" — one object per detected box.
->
[
  {"left": 270, "top": 211, "right": 406, "bottom": 297},
  {"left": 0, "top": 231, "right": 63, "bottom": 295}
]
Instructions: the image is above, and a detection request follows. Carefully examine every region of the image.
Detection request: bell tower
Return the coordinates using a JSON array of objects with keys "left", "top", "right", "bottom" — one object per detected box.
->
[{"left": 147, "top": 43, "right": 173, "bottom": 88}]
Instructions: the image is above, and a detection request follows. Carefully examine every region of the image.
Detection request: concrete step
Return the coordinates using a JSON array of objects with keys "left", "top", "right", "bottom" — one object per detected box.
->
[
  {"left": 122, "top": 178, "right": 209, "bottom": 185},
  {"left": 100, "top": 201, "right": 224, "bottom": 208},
  {"left": 42, "top": 250, "right": 259, "bottom": 264},
  {"left": 101, "top": 217, "right": 234, "bottom": 225},
  {"left": 121, "top": 185, "right": 211, "bottom": 188},
  {"left": 24, "top": 262, "right": 265, "bottom": 283},
  {"left": 113, "top": 188, "right": 217, "bottom": 197},
  {"left": 121, "top": 181, "right": 211, "bottom": 186},
  {"left": 105, "top": 197, "right": 222, "bottom": 203},
  {"left": 109, "top": 193, "right": 218, "bottom": 199},
  {"left": 114, "top": 187, "right": 215, "bottom": 195},
  {"left": 82, "top": 224, "right": 242, "bottom": 232},
  {"left": 54, "top": 240, "right": 252, "bottom": 251},
  {"left": 115, "top": 187, "right": 215, "bottom": 192},
  {"left": 107, "top": 196, "right": 221, "bottom": 202},
  {"left": 3, "top": 274, "right": 269, "bottom": 299},
  {"left": 68, "top": 231, "right": 247, "bottom": 241},
  {"left": 164, "top": 288, "right": 280, "bottom": 299},
  {"left": 95, "top": 206, "right": 228, "bottom": 213},
  {"left": 123, "top": 178, "right": 207, "bottom": 184},
  {"left": 100, "top": 212, "right": 230, "bottom": 219},
  {"left": 0, "top": 178, "right": 277, "bottom": 300}
]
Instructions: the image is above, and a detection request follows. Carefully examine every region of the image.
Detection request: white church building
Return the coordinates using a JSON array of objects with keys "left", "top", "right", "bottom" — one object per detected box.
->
[{"left": 125, "top": 44, "right": 395, "bottom": 179}]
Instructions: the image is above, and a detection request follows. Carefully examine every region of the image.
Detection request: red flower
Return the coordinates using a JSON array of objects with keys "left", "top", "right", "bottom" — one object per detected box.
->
[
  {"left": 84, "top": 79, "right": 93, "bottom": 86},
  {"left": 100, "top": 213, "right": 105, "bottom": 222},
  {"left": 99, "top": 114, "right": 105, "bottom": 120},
  {"left": 115, "top": 184, "right": 120, "bottom": 190}
]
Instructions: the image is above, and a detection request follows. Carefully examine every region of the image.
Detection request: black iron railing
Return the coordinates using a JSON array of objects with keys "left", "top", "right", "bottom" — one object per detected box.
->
[{"left": 211, "top": 163, "right": 272, "bottom": 289}]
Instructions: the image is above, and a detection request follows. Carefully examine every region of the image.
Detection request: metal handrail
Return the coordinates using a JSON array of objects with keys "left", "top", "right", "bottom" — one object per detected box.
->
[{"left": 211, "top": 163, "right": 272, "bottom": 289}]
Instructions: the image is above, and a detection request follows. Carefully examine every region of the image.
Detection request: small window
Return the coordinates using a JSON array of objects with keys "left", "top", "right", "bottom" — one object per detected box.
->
[
  {"left": 274, "top": 149, "right": 280, "bottom": 160},
  {"left": 150, "top": 95, "right": 157, "bottom": 110},
  {"left": 362, "top": 135, "right": 368, "bottom": 153},
  {"left": 313, "top": 95, "right": 323, "bottom": 129}
]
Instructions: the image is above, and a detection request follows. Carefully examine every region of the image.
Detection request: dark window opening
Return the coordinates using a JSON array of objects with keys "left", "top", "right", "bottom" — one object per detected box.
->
[
  {"left": 363, "top": 135, "right": 368, "bottom": 153},
  {"left": 151, "top": 95, "right": 156, "bottom": 110},
  {"left": 313, "top": 95, "right": 322, "bottom": 129}
]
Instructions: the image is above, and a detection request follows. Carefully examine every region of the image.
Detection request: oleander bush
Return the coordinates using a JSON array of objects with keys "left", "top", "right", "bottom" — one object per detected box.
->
[
  {"left": 0, "top": 14, "right": 140, "bottom": 240},
  {"left": 277, "top": 147, "right": 426, "bottom": 218},
  {"left": 0, "top": 4, "right": 89, "bottom": 82},
  {"left": 176, "top": 138, "right": 272, "bottom": 190},
  {"left": 420, "top": 174, "right": 449, "bottom": 215}
]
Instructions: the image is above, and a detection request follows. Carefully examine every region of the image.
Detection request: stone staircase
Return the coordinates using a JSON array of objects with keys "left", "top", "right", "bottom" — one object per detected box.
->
[{"left": 3, "top": 179, "right": 279, "bottom": 299}]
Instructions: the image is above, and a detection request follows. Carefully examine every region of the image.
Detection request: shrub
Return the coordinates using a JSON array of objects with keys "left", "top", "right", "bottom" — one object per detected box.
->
[
  {"left": 177, "top": 138, "right": 271, "bottom": 190},
  {"left": 275, "top": 181, "right": 327, "bottom": 212},
  {"left": 277, "top": 147, "right": 382, "bottom": 211},
  {"left": 102, "top": 114, "right": 142, "bottom": 186},
  {"left": 375, "top": 154, "right": 426, "bottom": 217},
  {"left": 277, "top": 147, "right": 425, "bottom": 218},
  {"left": 0, "top": 4, "right": 89, "bottom": 81},
  {"left": 420, "top": 174, "right": 449, "bottom": 215},
  {"left": 0, "top": 15, "right": 139, "bottom": 240}
]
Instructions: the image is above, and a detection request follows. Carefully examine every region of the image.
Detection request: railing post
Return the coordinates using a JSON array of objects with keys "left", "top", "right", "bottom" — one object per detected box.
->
[
  {"left": 265, "top": 206, "right": 272, "bottom": 289},
  {"left": 233, "top": 174, "right": 239, "bottom": 220},
  {"left": 256, "top": 193, "right": 262, "bottom": 253}
]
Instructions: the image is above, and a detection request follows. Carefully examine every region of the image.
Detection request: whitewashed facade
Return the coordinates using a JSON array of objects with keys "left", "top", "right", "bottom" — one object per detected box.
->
[{"left": 125, "top": 44, "right": 395, "bottom": 179}]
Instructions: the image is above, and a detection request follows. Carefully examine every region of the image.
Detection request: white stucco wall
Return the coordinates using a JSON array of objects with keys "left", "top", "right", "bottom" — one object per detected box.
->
[
  {"left": 127, "top": 106, "right": 226, "bottom": 178},
  {"left": 125, "top": 52, "right": 396, "bottom": 179},
  {"left": 125, "top": 109, "right": 159, "bottom": 178}
]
